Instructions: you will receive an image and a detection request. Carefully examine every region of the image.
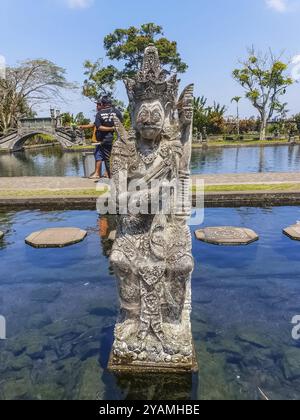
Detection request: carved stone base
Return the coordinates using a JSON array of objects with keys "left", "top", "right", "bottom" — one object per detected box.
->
[{"left": 108, "top": 342, "right": 198, "bottom": 374}]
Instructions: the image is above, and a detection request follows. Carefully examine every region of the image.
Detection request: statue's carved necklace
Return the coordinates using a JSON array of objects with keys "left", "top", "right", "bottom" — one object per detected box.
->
[{"left": 137, "top": 143, "right": 160, "bottom": 165}]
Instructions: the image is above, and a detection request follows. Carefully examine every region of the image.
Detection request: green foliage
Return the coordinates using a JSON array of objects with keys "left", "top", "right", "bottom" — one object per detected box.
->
[
  {"left": 193, "top": 96, "right": 227, "bottom": 135},
  {"left": 61, "top": 112, "right": 91, "bottom": 127},
  {"left": 82, "top": 23, "right": 188, "bottom": 102},
  {"left": 231, "top": 96, "right": 242, "bottom": 104},
  {"left": 294, "top": 113, "right": 300, "bottom": 133},
  {"left": 237, "top": 118, "right": 260, "bottom": 134},
  {"left": 232, "top": 48, "right": 293, "bottom": 139},
  {"left": 25, "top": 134, "right": 55, "bottom": 146},
  {"left": 123, "top": 108, "right": 131, "bottom": 130},
  {"left": 83, "top": 62, "right": 118, "bottom": 101},
  {"left": 104, "top": 23, "right": 188, "bottom": 78},
  {"left": 61, "top": 112, "right": 92, "bottom": 137}
]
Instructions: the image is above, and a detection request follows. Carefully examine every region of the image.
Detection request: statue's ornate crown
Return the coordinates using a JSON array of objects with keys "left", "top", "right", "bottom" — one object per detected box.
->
[{"left": 125, "top": 45, "right": 180, "bottom": 109}]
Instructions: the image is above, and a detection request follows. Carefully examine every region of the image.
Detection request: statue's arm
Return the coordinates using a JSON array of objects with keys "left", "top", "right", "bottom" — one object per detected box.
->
[
  {"left": 176, "top": 84, "right": 194, "bottom": 221},
  {"left": 111, "top": 117, "right": 130, "bottom": 215}
]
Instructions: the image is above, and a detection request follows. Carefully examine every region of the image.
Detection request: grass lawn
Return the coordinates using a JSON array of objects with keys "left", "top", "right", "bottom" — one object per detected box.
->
[
  {"left": 67, "top": 138, "right": 298, "bottom": 152},
  {"left": 0, "top": 189, "right": 104, "bottom": 198},
  {"left": 192, "top": 138, "right": 294, "bottom": 148},
  {"left": 202, "top": 183, "right": 300, "bottom": 192},
  {"left": 66, "top": 145, "right": 95, "bottom": 151}
]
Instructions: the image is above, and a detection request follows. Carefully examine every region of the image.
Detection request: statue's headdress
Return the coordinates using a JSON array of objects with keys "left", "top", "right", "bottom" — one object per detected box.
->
[{"left": 125, "top": 45, "right": 180, "bottom": 110}]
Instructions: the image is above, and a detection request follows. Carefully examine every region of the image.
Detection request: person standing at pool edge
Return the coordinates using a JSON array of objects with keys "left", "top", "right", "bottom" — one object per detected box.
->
[
  {"left": 79, "top": 97, "right": 123, "bottom": 179},
  {"left": 92, "top": 96, "right": 123, "bottom": 179}
]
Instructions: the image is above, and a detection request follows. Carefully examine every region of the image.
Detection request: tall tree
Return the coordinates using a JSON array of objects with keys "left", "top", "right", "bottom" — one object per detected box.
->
[
  {"left": 0, "top": 59, "right": 74, "bottom": 135},
  {"left": 83, "top": 23, "right": 188, "bottom": 102},
  {"left": 233, "top": 48, "right": 293, "bottom": 140}
]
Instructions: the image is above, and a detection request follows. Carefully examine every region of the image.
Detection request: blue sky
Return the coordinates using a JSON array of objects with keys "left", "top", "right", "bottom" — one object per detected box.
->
[{"left": 0, "top": 0, "right": 299, "bottom": 120}]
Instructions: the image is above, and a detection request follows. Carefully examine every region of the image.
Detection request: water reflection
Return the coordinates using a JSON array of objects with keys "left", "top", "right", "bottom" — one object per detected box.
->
[
  {"left": 0, "top": 146, "right": 84, "bottom": 177},
  {"left": 191, "top": 145, "right": 300, "bottom": 174},
  {"left": 109, "top": 373, "right": 197, "bottom": 400},
  {"left": 98, "top": 216, "right": 116, "bottom": 258},
  {"left": 2, "top": 145, "right": 300, "bottom": 177},
  {"left": 0, "top": 209, "right": 300, "bottom": 400}
]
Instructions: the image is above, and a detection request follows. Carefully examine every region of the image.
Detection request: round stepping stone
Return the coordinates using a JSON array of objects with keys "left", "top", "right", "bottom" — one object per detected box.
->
[
  {"left": 283, "top": 224, "right": 300, "bottom": 241},
  {"left": 0, "top": 231, "right": 4, "bottom": 240},
  {"left": 25, "top": 227, "right": 87, "bottom": 248},
  {"left": 195, "top": 227, "right": 259, "bottom": 246}
]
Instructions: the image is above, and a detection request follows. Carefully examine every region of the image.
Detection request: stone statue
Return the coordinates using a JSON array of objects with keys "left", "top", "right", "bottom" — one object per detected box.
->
[{"left": 108, "top": 45, "right": 197, "bottom": 373}]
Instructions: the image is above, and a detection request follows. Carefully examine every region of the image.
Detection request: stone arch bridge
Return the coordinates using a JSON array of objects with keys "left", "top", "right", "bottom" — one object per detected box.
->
[{"left": 0, "top": 116, "right": 86, "bottom": 152}]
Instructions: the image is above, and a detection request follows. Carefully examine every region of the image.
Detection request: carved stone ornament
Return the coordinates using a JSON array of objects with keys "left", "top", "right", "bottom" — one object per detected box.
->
[{"left": 107, "top": 45, "right": 197, "bottom": 373}]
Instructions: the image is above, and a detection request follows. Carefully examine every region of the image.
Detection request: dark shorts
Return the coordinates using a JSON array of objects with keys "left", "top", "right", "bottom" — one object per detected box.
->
[{"left": 95, "top": 143, "right": 112, "bottom": 162}]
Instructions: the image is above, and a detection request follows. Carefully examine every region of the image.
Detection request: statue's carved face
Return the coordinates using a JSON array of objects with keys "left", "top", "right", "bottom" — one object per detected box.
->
[{"left": 135, "top": 100, "right": 165, "bottom": 140}]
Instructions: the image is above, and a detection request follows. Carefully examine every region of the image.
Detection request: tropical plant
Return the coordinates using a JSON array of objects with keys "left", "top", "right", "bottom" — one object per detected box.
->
[
  {"left": 193, "top": 96, "right": 227, "bottom": 135},
  {"left": 231, "top": 96, "right": 242, "bottom": 136},
  {"left": 233, "top": 48, "right": 293, "bottom": 140}
]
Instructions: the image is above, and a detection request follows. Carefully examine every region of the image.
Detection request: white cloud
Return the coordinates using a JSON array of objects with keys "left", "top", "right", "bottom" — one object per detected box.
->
[
  {"left": 66, "top": 0, "right": 94, "bottom": 9},
  {"left": 291, "top": 55, "right": 300, "bottom": 81},
  {"left": 266, "top": 0, "right": 289, "bottom": 12}
]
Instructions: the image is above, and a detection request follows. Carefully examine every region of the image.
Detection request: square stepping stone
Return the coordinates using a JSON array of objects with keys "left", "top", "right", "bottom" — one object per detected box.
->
[
  {"left": 25, "top": 227, "right": 87, "bottom": 248},
  {"left": 195, "top": 227, "right": 259, "bottom": 246},
  {"left": 283, "top": 224, "right": 300, "bottom": 241}
]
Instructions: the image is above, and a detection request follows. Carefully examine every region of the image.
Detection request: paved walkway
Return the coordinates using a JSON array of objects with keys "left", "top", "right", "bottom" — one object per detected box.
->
[
  {"left": 1, "top": 173, "right": 300, "bottom": 191},
  {"left": 0, "top": 177, "right": 96, "bottom": 190}
]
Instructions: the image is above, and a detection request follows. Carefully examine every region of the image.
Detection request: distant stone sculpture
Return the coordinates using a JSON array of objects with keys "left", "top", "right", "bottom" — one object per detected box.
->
[
  {"left": 274, "top": 129, "right": 280, "bottom": 139},
  {"left": 194, "top": 129, "right": 202, "bottom": 143},
  {"left": 108, "top": 45, "right": 197, "bottom": 372}
]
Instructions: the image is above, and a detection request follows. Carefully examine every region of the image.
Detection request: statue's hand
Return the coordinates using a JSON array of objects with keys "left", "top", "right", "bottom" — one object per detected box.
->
[
  {"left": 177, "top": 84, "right": 194, "bottom": 127},
  {"left": 113, "top": 115, "right": 128, "bottom": 143}
]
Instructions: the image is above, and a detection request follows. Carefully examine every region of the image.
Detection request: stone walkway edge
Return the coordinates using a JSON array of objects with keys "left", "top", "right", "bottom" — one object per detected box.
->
[
  {"left": 1, "top": 191, "right": 300, "bottom": 210},
  {"left": 1, "top": 174, "right": 300, "bottom": 190}
]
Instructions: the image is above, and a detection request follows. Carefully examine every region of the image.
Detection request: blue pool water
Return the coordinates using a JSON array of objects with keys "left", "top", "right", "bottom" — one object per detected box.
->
[
  {"left": 191, "top": 144, "right": 300, "bottom": 174},
  {"left": 0, "top": 208, "right": 300, "bottom": 400}
]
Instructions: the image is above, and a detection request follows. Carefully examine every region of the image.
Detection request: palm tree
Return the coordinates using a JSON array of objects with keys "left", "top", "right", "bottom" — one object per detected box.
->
[{"left": 231, "top": 96, "right": 242, "bottom": 136}]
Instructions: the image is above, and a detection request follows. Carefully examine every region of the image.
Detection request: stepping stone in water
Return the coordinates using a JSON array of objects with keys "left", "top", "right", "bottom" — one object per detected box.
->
[
  {"left": 25, "top": 227, "right": 87, "bottom": 248},
  {"left": 283, "top": 224, "right": 300, "bottom": 241},
  {"left": 195, "top": 226, "right": 259, "bottom": 246},
  {"left": 0, "top": 231, "right": 4, "bottom": 240}
]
